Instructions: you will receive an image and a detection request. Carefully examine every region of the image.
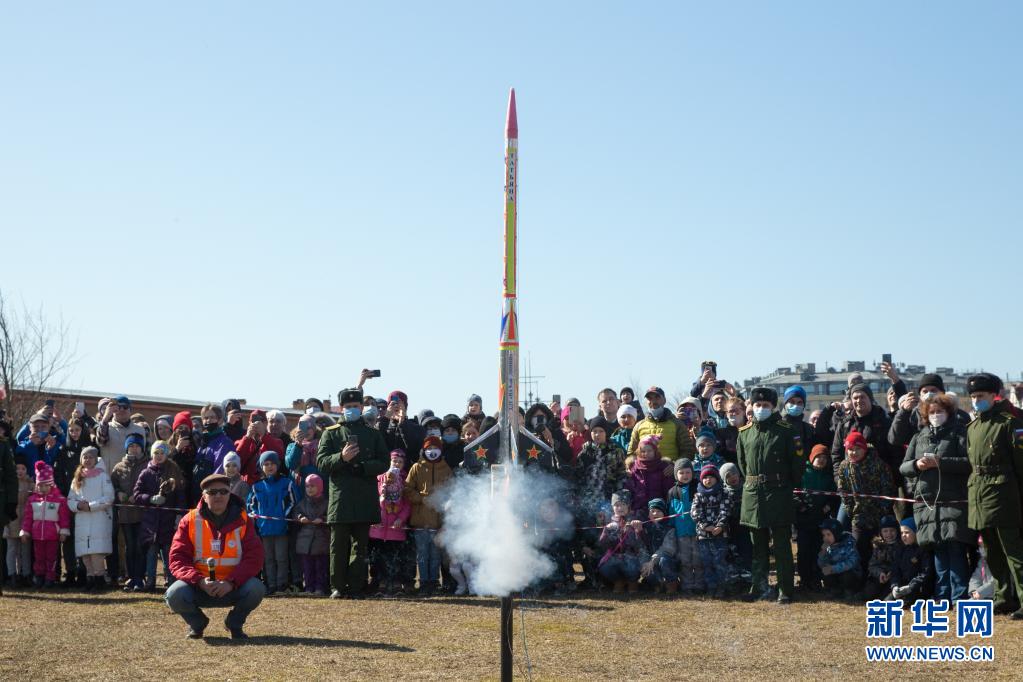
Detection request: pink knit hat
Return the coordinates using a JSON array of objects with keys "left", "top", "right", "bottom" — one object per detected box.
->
[
  {"left": 304, "top": 474, "right": 323, "bottom": 495},
  {"left": 34, "top": 461, "right": 55, "bottom": 485}
]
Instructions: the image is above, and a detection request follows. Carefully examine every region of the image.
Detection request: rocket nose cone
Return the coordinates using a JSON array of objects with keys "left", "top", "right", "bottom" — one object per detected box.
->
[{"left": 505, "top": 88, "right": 518, "bottom": 139}]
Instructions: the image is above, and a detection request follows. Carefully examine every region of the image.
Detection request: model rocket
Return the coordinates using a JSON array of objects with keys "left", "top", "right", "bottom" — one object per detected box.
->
[{"left": 464, "top": 88, "right": 552, "bottom": 470}]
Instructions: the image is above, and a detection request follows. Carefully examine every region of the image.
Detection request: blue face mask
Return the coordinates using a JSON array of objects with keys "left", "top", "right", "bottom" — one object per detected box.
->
[
  {"left": 442, "top": 432, "right": 459, "bottom": 444},
  {"left": 753, "top": 407, "right": 773, "bottom": 422},
  {"left": 972, "top": 398, "right": 992, "bottom": 413},
  {"left": 362, "top": 406, "right": 378, "bottom": 421},
  {"left": 342, "top": 407, "right": 362, "bottom": 423},
  {"left": 785, "top": 404, "right": 804, "bottom": 418}
]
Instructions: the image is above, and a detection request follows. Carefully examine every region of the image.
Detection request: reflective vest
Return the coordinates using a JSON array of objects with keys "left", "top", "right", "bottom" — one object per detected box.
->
[{"left": 190, "top": 508, "right": 247, "bottom": 580}]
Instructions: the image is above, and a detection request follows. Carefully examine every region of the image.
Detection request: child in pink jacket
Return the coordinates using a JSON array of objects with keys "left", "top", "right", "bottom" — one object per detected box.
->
[
  {"left": 20, "top": 462, "right": 71, "bottom": 587},
  {"left": 369, "top": 449, "right": 412, "bottom": 595}
]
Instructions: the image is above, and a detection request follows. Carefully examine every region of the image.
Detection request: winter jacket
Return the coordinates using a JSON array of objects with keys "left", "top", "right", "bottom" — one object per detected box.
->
[
  {"left": 293, "top": 494, "right": 329, "bottom": 555},
  {"left": 965, "top": 400, "right": 1023, "bottom": 530},
  {"left": 67, "top": 469, "right": 114, "bottom": 555},
  {"left": 891, "top": 543, "right": 933, "bottom": 596},
  {"left": 668, "top": 480, "right": 698, "bottom": 537},
  {"left": 0, "top": 440, "right": 17, "bottom": 528},
  {"left": 818, "top": 532, "right": 861, "bottom": 576},
  {"left": 868, "top": 536, "right": 901, "bottom": 580},
  {"left": 227, "top": 474, "right": 250, "bottom": 505},
  {"left": 405, "top": 458, "right": 453, "bottom": 530},
  {"left": 781, "top": 413, "right": 817, "bottom": 459},
  {"left": 830, "top": 405, "right": 897, "bottom": 478},
  {"left": 110, "top": 454, "right": 148, "bottom": 525},
  {"left": 736, "top": 414, "right": 803, "bottom": 529},
  {"left": 21, "top": 488, "right": 71, "bottom": 541},
  {"left": 610, "top": 427, "right": 632, "bottom": 456},
  {"left": 247, "top": 475, "right": 298, "bottom": 537},
  {"left": 624, "top": 456, "right": 674, "bottom": 520},
  {"left": 316, "top": 420, "right": 390, "bottom": 524},
  {"left": 285, "top": 436, "right": 322, "bottom": 487},
  {"left": 382, "top": 418, "right": 426, "bottom": 463},
  {"left": 96, "top": 419, "right": 147, "bottom": 469},
  {"left": 524, "top": 404, "right": 573, "bottom": 469},
  {"left": 199, "top": 428, "right": 235, "bottom": 477},
  {"left": 899, "top": 422, "right": 975, "bottom": 547},
  {"left": 170, "top": 437, "right": 201, "bottom": 507},
  {"left": 646, "top": 521, "right": 678, "bottom": 560},
  {"left": 597, "top": 513, "right": 646, "bottom": 566},
  {"left": 4, "top": 476, "right": 33, "bottom": 539},
  {"left": 571, "top": 442, "right": 626, "bottom": 515},
  {"left": 692, "top": 452, "right": 725, "bottom": 477},
  {"left": 168, "top": 494, "right": 264, "bottom": 586},
  {"left": 836, "top": 447, "right": 895, "bottom": 530},
  {"left": 713, "top": 424, "right": 739, "bottom": 464},
  {"left": 889, "top": 406, "right": 972, "bottom": 450},
  {"left": 133, "top": 459, "right": 186, "bottom": 547},
  {"left": 234, "top": 433, "right": 285, "bottom": 485},
  {"left": 15, "top": 439, "right": 60, "bottom": 474},
  {"left": 370, "top": 473, "right": 412, "bottom": 542},
  {"left": 691, "top": 480, "right": 734, "bottom": 539},
  {"left": 795, "top": 463, "right": 838, "bottom": 529},
  {"left": 53, "top": 435, "right": 94, "bottom": 496},
  {"left": 628, "top": 413, "right": 696, "bottom": 461}
]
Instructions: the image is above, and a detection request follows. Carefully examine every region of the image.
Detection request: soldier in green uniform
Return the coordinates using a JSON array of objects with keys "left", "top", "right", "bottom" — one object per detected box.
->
[
  {"left": 737, "top": 386, "right": 804, "bottom": 604},
  {"left": 317, "top": 388, "right": 389, "bottom": 599},
  {"left": 966, "top": 373, "right": 1023, "bottom": 619}
]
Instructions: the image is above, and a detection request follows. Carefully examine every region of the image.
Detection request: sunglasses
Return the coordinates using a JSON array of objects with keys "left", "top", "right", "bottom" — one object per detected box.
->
[{"left": 204, "top": 488, "right": 230, "bottom": 496}]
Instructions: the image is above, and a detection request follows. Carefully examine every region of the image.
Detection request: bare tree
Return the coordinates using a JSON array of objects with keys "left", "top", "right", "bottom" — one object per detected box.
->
[{"left": 0, "top": 289, "right": 79, "bottom": 427}]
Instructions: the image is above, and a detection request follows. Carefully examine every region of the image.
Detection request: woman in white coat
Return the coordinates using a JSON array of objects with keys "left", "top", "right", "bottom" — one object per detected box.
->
[{"left": 67, "top": 446, "right": 114, "bottom": 591}]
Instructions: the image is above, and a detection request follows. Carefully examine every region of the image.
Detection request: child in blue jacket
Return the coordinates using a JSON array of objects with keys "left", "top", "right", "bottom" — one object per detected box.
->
[
  {"left": 247, "top": 451, "right": 297, "bottom": 595},
  {"left": 818, "top": 517, "right": 862, "bottom": 600}
]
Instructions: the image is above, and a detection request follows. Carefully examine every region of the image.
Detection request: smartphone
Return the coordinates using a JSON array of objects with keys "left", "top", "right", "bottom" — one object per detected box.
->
[
  {"left": 701, "top": 361, "right": 717, "bottom": 373},
  {"left": 75, "top": 401, "right": 85, "bottom": 415},
  {"left": 368, "top": 369, "right": 381, "bottom": 378},
  {"left": 45, "top": 399, "right": 56, "bottom": 408},
  {"left": 569, "top": 405, "right": 584, "bottom": 424},
  {"left": 347, "top": 435, "right": 358, "bottom": 444},
  {"left": 552, "top": 394, "right": 562, "bottom": 405},
  {"left": 882, "top": 353, "right": 892, "bottom": 364}
]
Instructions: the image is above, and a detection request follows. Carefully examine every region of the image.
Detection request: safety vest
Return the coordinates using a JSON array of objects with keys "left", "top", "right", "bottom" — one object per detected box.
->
[{"left": 189, "top": 508, "right": 247, "bottom": 580}]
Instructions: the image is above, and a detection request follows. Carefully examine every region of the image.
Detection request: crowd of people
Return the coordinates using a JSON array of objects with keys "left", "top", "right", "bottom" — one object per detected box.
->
[{"left": 2, "top": 361, "right": 1022, "bottom": 637}]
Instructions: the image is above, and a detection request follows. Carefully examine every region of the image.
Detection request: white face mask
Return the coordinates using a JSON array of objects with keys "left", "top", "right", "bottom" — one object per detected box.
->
[
  {"left": 928, "top": 412, "right": 948, "bottom": 428},
  {"left": 727, "top": 415, "right": 742, "bottom": 427},
  {"left": 423, "top": 448, "right": 442, "bottom": 461}
]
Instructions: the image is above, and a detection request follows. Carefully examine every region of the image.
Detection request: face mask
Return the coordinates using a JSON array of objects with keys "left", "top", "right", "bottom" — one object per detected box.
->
[
  {"left": 928, "top": 412, "right": 948, "bottom": 428},
  {"left": 531, "top": 416, "right": 545, "bottom": 429},
  {"left": 203, "top": 421, "right": 220, "bottom": 432},
  {"left": 426, "top": 428, "right": 441, "bottom": 438},
  {"left": 920, "top": 391, "right": 938, "bottom": 403},
  {"left": 362, "top": 406, "right": 378, "bottom": 421},
  {"left": 342, "top": 407, "right": 362, "bottom": 423},
  {"left": 442, "top": 432, "right": 459, "bottom": 444},
  {"left": 752, "top": 407, "right": 773, "bottom": 422},
  {"left": 785, "top": 404, "right": 804, "bottom": 418},
  {"left": 727, "top": 415, "right": 742, "bottom": 427},
  {"left": 972, "top": 398, "right": 991, "bottom": 413},
  {"left": 648, "top": 406, "right": 667, "bottom": 420},
  {"left": 423, "top": 448, "right": 442, "bottom": 461}
]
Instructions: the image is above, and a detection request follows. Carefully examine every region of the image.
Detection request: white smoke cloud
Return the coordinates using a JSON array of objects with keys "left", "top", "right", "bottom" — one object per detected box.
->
[{"left": 431, "top": 467, "right": 574, "bottom": 597}]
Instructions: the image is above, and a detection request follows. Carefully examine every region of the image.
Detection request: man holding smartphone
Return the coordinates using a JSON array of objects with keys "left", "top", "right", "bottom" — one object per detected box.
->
[{"left": 317, "top": 388, "right": 389, "bottom": 599}]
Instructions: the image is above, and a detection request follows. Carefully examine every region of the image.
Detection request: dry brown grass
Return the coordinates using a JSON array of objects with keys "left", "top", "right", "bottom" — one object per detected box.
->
[{"left": 0, "top": 588, "right": 1019, "bottom": 680}]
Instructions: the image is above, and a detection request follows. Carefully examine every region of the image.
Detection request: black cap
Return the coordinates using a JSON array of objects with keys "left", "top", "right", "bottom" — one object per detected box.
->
[
  {"left": 967, "top": 373, "right": 1001, "bottom": 395},
  {"left": 749, "top": 386, "right": 778, "bottom": 406},
  {"left": 848, "top": 383, "right": 874, "bottom": 402},
  {"left": 918, "top": 373, "right": 945, "bottom": 393}
]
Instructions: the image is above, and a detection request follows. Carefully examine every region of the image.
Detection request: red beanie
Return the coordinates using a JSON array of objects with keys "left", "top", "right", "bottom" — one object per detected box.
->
[
  {"left": 843, "top": 431, "right": 868, "bottom": 452},
  {"left": 809, "top": 444, "right": 830, "bottom": 463},
  {"left": 172, "top": 411, "right": 192, "bottom": 431}
]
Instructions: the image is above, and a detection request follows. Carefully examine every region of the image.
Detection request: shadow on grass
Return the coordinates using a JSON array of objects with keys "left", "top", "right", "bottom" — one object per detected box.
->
[
  {"left": 203, "top": 635, "right": 413, "bottom": 651},
  {"left": 0, "top": 592, "right": 166, "bottom": 606}
]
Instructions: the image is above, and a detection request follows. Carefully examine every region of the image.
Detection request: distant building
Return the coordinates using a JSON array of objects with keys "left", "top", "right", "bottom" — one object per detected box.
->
[{"left": 740, "top": 361, "right": 976, "bottom": 412}]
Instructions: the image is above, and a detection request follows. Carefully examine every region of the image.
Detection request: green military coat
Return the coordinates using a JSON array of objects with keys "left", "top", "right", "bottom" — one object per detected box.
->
[
  {"left": 316, "top": 419, "right": 389, "bottom": 524},
  {"left": 736, "top": 413, "right": 804, "bottom": 529},
  {"left": 966, "top": 400, "right": 1023, "bottom": 529}
]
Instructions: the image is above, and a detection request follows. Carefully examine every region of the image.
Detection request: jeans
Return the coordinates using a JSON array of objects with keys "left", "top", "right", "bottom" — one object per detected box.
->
[
  {"left": 144, "top": 543, "right": 171, "bottom": 584},
  {"left": 261, "top": 535, "right": 290, "bottom": 590},
  {"left": 6, "top": 535, "right": 32, "bottom": 577},
  {"left": 933, "top": 540, "right": 970, "bottom": 602},
  {"left": 699, "top": 537, "right": 730, "bottom": 590},
  {"left": 676, "top": 535, "right": 704, "bottom": 590},
  {"left": 414, "top": 529, "right": 441, "bottom": 587},
  {"left": 165, "top": 576, "right": 266, "bottom": 631},
  {"left": 120, "top": 523, "right": 144, "bottom": 582},
  {"left": 599, "top": 555, "right": 641, "bottom": 582}
]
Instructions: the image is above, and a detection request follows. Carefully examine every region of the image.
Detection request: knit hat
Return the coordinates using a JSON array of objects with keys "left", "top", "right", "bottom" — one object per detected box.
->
[
  {"left": 809, "top": 444, "right": 830, "bottom": 464},
  {"left": 258, "top": 451, "right": 280, "bottom": 468},
  {"left": 305, "top": 397, "right": 324, "bottom": 411},
  {"left": 819, "top": 517, "right": 843, "bottom": 538},
  {"left": 34, "top": 460, "right": 54, "bottom": 485},
  {"left": 422, "top": 435, "right": 442, "bottom": 451},
  {"left": 467, "top": 393, "right": 483, "bottom": 408},
  {"left": 847, "top": 383, "right": 874, "bottom": 402},
  {"left": 843, "top": 431, "right": 868, "bottom": 453},
  {"left": 441, "top": 414, "right": 463, "bottom": 431},
  {"left": 223, "top": 452, "right": 241, "bottom": 469},
  {"left": 700, "top": 464, "right": 720, "bottom": 482},
  {"left": 124, "top": 433, "right": 145, "bottom": 453},
  {"left": 918, "top": 374, "right": 945, "bottom": 393},
  {"left": 151, "top": 440, "right": 170, "bottom": 458},
  {"left": 155, "top": 414, "right": 173, "bottom": 429},
  {"left": 639, "top": 434, "right": 662, "bottom": 455},
  {"left": 389, "top": 449, "right": 407, "bottom": 464},
  {"left": 879, "top": 515, "right": 900, "bottom": 530},
  {"left": 610, "top": 489, "right": 632, "bottom": 507},
  {"left": 695, "top": 427, "right": 718, "bottom": 447},
  {"left": 388, "top": 390, "right": 409, "bottom": 406},
  {"left": 172, "top": 411, "right": 192, "bottom": 431},
  {"left": 647, "top": 498, "right": 667, "bottom": 514},
  {"left": 304, "top": 474, "right": 323, "bottom": 495},
  {"left": 899, "top": 516, "right": 917, "bottom": 533},
  {"left": 419, "top": 411, "right": 441, "bottom": 428},
  {"left": 249, "top": 409, "right": 267, "bottom": 423},
  {"left": 719, "top": 462, "right": 739, "bottom": 482},
  {"left": 783, "top": 385, "right": 807, "bottom": 404},
  {"left": 749, "top": 386, "right": 778, "bottom": 406},
  {"left": 674, "top": 457, "right": 694, "bottom": 474},
  {"left": 967, "top": 373, "right": 1001, "bottom": 394},
  {"left": 616, "top": 404, "right": 638, "bottom": 420}
]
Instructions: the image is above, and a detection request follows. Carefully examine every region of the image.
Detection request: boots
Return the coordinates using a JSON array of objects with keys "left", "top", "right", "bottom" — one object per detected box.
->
[{"left": 612, "top": 580, "right": 626, "bottom": 594}]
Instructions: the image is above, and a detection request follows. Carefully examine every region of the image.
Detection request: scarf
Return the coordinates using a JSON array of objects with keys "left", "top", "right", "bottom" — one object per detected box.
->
[
  {"left": 83, "top": 466, "right": 103, "bottom": 479},
  {"left": 300, "top": 437, "right": 319, "bottom": 468}
]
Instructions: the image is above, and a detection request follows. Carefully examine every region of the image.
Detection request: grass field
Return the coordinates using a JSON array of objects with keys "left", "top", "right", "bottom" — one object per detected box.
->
[{"left": 0, "top": 586, "right": 1019, "bottom": 680}]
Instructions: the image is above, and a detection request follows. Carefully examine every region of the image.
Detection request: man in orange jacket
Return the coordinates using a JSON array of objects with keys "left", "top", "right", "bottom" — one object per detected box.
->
[{"left": 166, "top": 473, "right": 266, "bottom": 640}]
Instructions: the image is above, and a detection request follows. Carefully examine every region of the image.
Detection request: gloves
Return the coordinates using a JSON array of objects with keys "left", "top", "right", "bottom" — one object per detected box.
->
[
  {"left": 891, "top": 585, "right": 912, "bottom": 599},
  {"left": 4, "top": 503, "right": 16, "bottom": 521},
  {"left": 151, "top": 495, "right": 166, "bottom": 506}
]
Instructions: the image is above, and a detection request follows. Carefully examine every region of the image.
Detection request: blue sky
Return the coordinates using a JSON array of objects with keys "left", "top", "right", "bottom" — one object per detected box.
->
[{"left": 1, "top": 2, "right": 1020, "bottom": 415}]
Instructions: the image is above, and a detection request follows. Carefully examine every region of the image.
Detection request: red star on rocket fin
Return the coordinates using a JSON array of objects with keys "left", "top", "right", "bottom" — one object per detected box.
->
[
  {"left": 475, "top": 445, "right": 488, "bottom": 461},
  {"left": 527, "top": 445, "right": 540, "bottom": 460}
]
